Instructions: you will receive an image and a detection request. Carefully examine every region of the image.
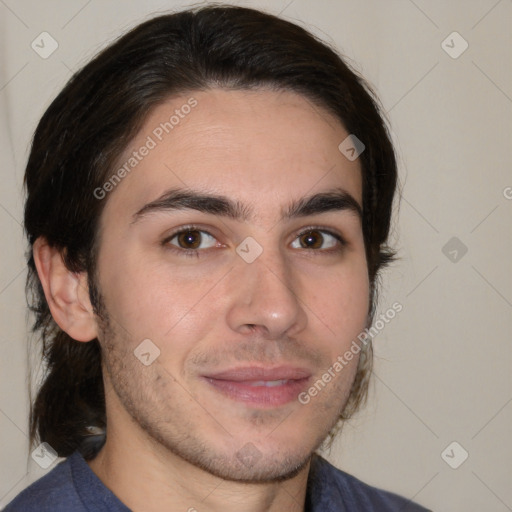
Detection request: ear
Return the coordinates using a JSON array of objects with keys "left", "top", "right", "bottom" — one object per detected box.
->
[{"left": 33, "top": 237, "right": 98, "bottom": 342}]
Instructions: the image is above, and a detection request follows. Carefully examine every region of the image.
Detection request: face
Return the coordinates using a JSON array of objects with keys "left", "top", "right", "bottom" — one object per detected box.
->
[{"left": 92, "top": 88, "right": 369, "bottom": 482}]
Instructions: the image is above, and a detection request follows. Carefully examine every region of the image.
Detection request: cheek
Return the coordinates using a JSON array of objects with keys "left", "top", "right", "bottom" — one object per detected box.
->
[
  {"left": 307, "top": 264, "right": 369, "bottom": 343},
  {"left": 98, "top": 250, "right": 223, "bottom": 348}
]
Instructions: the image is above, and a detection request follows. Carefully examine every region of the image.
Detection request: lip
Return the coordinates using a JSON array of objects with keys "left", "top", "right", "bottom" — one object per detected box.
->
[
  {"left": 202, "top": 366, "right": 312, "bottom": 407},
  {"left": 204, "top": 366, "right": 312, "bottom": 381}
]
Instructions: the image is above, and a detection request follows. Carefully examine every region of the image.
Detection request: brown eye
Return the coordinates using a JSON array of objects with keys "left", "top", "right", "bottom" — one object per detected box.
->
[
  {"left": 169, "top": 229, "right": 217, "bottom": 250},
  {"left": 291, "top": 229, "right": 340, "bottom": 250},
  {"left": 299, "top": 231, "right": 323, "bottom": 249}
]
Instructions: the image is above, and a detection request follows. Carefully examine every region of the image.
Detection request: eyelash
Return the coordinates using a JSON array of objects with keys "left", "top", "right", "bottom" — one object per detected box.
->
[{"left": 161, "top": 224, "right": 347, "bottom": 258}]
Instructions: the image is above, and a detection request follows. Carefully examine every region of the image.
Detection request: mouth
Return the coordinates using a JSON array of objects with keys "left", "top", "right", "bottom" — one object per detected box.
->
[{"left": 202, "top": 366, "right": 312, "bottom": 407}]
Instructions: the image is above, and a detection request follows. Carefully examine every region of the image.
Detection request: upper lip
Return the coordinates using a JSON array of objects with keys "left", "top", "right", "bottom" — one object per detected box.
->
[{"left": 203, "top": 366, "right": 312, "bottom": 382}]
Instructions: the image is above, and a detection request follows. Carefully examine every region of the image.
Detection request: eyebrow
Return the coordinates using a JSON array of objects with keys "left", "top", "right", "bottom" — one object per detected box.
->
[{"left": 131, "top": 187, "right": 362, "bottom": 225}]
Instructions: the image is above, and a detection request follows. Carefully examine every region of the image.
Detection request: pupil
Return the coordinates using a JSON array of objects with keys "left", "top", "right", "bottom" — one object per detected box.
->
[
  {"left": 180, "top": 230, "right": 200, "bottom": 248},
  {"left": 302, "top": 231, "right": 321, "bottom": 249}
]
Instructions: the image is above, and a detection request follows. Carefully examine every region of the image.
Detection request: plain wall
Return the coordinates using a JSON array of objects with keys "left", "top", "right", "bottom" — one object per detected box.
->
[{"left": 1, "top": 1, "right": 511, "bottom": 510}]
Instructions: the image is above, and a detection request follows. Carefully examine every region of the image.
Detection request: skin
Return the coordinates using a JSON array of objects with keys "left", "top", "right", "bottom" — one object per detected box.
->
[{"left": 35, "top": 88, "right": 369, "bottom": 512}]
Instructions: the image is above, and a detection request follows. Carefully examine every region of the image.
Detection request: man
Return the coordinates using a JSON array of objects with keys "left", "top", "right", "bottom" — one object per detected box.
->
[{"left": 5, "top": 5, "right": 430, "bottom": 511}]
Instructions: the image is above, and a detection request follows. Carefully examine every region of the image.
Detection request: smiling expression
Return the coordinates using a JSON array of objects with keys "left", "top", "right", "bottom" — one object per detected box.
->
[{"left": 91, "top": 87, "right": 370, "bottom": 481}]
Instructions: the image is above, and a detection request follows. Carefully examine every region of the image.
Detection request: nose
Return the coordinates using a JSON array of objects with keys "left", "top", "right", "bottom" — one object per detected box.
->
[{"left": 225, "top": 246, "right": 308, "bottom": 340}]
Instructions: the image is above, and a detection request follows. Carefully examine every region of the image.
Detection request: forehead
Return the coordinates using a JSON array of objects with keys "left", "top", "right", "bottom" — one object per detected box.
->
[{"left": 101, "top": 88, "right": 362, "bottom": 223}]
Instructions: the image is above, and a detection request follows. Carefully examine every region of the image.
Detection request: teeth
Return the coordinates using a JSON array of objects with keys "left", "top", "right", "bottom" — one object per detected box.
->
[{"left": 249, "top": 380, "right": 288, "bottom": 387}]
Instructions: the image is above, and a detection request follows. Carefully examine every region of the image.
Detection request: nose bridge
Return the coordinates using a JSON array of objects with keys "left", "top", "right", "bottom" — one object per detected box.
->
[
  {"left": 252, "top": 246, "right": 292, "bottom": 299},
  {"left": 226, "top": 241, "right": 307, "bottom": 338}
]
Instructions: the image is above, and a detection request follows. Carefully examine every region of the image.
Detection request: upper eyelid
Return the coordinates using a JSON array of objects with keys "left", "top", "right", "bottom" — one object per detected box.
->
[{"left": 163, "top": 224, "right": 218, "bottom": 240}]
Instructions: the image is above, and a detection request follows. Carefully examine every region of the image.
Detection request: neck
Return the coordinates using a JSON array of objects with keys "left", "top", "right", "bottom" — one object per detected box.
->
[{"left": 87, "top": 435, "right": 310, "bottom": 512}]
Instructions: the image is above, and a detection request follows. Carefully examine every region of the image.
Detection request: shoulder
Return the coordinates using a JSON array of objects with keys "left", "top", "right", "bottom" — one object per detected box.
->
[
  {"left": 307, "top": 454, "right": 431, "bottom": 512},
  {"left": 4, "top": 451, "right": 131, "bottom": 512},
  {"left": 2, "top": 454, "right": 82, "bottom": 512}
]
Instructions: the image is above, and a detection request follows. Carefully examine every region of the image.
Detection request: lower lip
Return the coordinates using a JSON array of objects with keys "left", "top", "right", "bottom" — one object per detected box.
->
[{"left": 203, "top": 377, "right": 310, "bottom": 407}]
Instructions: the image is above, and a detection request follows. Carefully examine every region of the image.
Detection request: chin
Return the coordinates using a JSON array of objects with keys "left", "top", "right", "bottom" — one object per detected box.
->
[
  {"left": 206, "top": 448, "right": 313, "bottom": 483},
  {"left": 165, "top": 432, "right": 315, "bottom": 483}
]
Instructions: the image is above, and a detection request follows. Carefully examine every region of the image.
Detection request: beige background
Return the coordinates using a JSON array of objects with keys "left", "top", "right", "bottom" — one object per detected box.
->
[{"left": 1, "top": 1, "right": 511, "bottom": 510}]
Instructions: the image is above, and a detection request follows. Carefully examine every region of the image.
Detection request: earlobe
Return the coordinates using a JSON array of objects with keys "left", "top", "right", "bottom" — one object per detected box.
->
[{"left": 33, "top": 237, "right": 98, "bottom": 342}]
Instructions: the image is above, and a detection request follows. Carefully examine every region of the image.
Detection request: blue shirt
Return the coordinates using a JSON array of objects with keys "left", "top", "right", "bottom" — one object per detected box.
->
[{"left": 4, "top": 451, "right": 430, "bottom": 511}]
